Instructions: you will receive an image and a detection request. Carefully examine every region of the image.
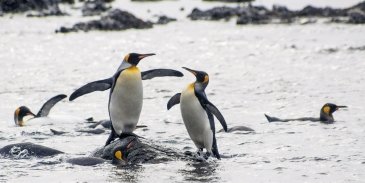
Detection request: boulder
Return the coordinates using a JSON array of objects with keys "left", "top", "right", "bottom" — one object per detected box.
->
[
  {"left": 82, "top": 0, "right": 111, "bottom": 16},
  {"left": 57, "top": 9, "right": 153, "bottom": 33}
]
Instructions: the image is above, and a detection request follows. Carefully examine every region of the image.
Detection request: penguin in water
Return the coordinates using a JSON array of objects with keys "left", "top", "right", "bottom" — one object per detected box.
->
[
  {"left": 14, "top": 94, "right": 67, "bottom": 126},
  {"left": 264, "top": 103, "right": 347, "bottom": 124},
  {"left": 167, "top": 67, "right": 228, "bottom": 159},
  {"left": 69, "top": 53, "right": 183, "bottom": 145}
]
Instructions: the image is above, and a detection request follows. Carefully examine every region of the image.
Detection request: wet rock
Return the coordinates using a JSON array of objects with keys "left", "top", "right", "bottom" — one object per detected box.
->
[
  {"left": 236, "top": 8, "right": 270, "bottom": 24},
  {"left": 346, "top": 1, "right": 365, "bottom": 13},
  {"left": 347, "top": 11, "right": 365, "bottom": 24},
  {"left": 82, "top": 0, "right": 111, "bottom": 16},
  {"left": 203, "top": 0, "right": 253, "bottom": 2},
  {"left": 296, "top": 5, "right": 346, "bottom": 17},
  {"left": 188, "top": 7, "right": 239, "bottom": 21},
  {"left": 57, "top": 9, "right": 153, "bottom": 33},
  {"left": 0, "top": 142, "right": 63, "bottom": 158},
  {"left": 155, "top": 15, "right": 177, "bottom": 25},
  {"left": 0, "top": 0, "right": 65, "bottom": 16},
  {"left": 189, "top": 2, "right": 365, "bottom": 25},
  {"left": 60, "top": 0, "right": 75, "bottom": 4}
]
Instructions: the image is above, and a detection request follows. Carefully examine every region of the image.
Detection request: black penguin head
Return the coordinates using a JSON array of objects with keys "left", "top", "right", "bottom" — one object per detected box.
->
[
  {"left": 123, "top": 53, "right": 155, "bottom": 66},
  {"left": 319, "top": 103, "right": 347, "bottom": 123},
  {"left": 182, "top": 67, "right": 209, "bottom": 88},
  {"left": 14, "top": 106, "right": 35, "bottom": 126},
  {"left": 111, "top": 136, "right": 137, "bottom": 165}
]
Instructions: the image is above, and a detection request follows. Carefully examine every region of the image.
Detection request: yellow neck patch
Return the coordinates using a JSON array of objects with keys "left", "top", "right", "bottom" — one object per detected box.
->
[
  {"left": 115, "top": 150, "right": 123, "bottom": 160},
  {"left": 126, "top": 66, "right": 140, "bottom": 73},
  {"left": 323, "top": 106, "right": 331, "bottom": 114},
  {"left": 187, "top": 83, "right": 195, "bottom": 91}
]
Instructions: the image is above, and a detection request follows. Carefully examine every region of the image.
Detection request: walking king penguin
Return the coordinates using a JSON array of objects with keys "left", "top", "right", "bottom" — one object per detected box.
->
[
  {"left": 69, "top": 53, "right": 183, "bottom": 145},
  {"left": 14, "top": 94, "right": 67, "bottom": 126},
  {"left": 167, "top": 67, "right": 228, "bottom": 159},
  {"left": 264, "top": 103, "right": 347, "bottom": 124}
]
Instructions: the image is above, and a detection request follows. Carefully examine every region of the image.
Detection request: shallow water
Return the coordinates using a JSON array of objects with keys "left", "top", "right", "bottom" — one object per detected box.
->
[{"left": 1, "top": 0, "right": 365, "bottom": 182}]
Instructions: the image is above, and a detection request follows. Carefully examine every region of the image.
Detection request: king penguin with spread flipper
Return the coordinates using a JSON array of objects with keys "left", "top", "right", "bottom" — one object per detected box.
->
[
  {"left": 69, "top": 53, "right": 183, "bottom": 146},
  {"left": 167, "top": 67, "right": 228, "bottom": 159},
  {"left": 14, "top": 94, "right": 67, "bottom": 126}
]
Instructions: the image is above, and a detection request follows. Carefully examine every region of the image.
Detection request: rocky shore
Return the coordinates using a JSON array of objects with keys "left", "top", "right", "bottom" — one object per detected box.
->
[
  {"left": 0, "top": 0, "right": 364, "bottom": 33},
  {"left": 188, "top": 2, "right": 365, "bottom": 24}
]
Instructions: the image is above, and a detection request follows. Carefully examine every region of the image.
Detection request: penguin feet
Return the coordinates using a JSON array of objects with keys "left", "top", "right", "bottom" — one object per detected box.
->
[
  {"left": 204, "top": 152, "right": 211, "bottom": 160},
  {"left": 194, "top": 149, "right": 206, "bottom": 162}
]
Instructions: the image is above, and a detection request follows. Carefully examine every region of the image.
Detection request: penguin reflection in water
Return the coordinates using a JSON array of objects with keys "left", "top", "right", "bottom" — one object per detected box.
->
[
  {"left": 14, "top": 94, "right": 67, "bottom": 126},
  {"left": 167, "top": 67, "right": 228, "bottom": 160},
  {"left": 265, "top": 103, "right": 347, "bottom": 124},
  {"left": 69, "top": 53, "right": 183, "bottom": 145}
]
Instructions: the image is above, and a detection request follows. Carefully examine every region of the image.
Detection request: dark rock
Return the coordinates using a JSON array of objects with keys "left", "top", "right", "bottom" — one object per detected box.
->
[
  {"left": 0, "top": 142, "right": 63, "bottom": 158},
  {"left": 60, "top": 0, "right": 75, "bottom": 4},
  {"left": 57, "top": 9, "right": 153, "bottom": 33},
  {"left": 203, "top": 0, "right": 253, "bottom": 2},
  {"left": 346, "top": 1, "right": 365, "bottom": 13},
  {"left": 155, "top": 15, "right": 176, "bottom": 24},
  {"left": 188, "top": 7, "right": 239, "bottom": 21},
  {"left": 348, "top": 11, "right": 365, "bottom": 24},
  {"left": 296, "top": 5, "right": 346, "bottom": 17},
  {"left": 236, "top": 6, "right": 270, "bottom": 24},
  {"left": 82, "top": 0, "right": 111, "bottom": 16},
  {"left": 0, "top": 0, "right": 65, "bottom": 16}
]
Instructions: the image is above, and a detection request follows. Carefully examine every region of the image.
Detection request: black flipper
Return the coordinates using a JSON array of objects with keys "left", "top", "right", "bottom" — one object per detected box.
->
[
  {"left": 141, "top": 69, "right": 183, "bottom": 80},
  {"left": 35, "top": 94, "right": 67, "bottom": 117},
  {"left": 167, "top": 93, "right": 181, "bottom": 110},
  {"left": 264, "top": 114, "right": 280, "bottom": 122},
  {"left": 207, "top": 111, "right": 220, "bottom": 159},
  {"left": 194, "top": 84, "right": 228, "bottom": 132},
  {"left": 205, "top": 104, "right": 228, "bottom": 132},
  {"left": 69, "top": 78, "right": 113, "bottom": 101}
]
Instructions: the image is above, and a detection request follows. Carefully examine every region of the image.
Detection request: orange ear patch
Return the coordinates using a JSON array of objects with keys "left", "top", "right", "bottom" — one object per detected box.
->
[
  {"left": 323, "top": 106, "right": 330, "bottom": 114},
  {"left": 124, "top": 54, "right": 130, "bottom": 62},
  {"left": 115, "top": 151, "right": 123, "bottom": 160},
  {"left": 203, "top": 75, "right": 209, "bottom": 83},
  {"left": 15, "top": 108, "right": 20, "bottom": 117}
]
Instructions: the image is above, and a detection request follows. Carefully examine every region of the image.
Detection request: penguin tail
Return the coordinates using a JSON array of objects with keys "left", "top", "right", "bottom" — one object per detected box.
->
[{"left": 264, "top": 114, "right": 280, "bottom": 122}]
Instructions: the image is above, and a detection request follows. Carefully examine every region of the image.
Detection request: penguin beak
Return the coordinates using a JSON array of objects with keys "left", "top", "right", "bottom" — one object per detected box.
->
[
  {"left": 26, "top": 112, "right": 36, "bottom": 117},
  {"left": 138, "top": 53, "right": 155, "bottom": 60},
  {"left": 336, "top": 106, "right": 348, "bottom": 110},
  {"left": 182, "top": 67, "right": 197, "bottom": 76}
]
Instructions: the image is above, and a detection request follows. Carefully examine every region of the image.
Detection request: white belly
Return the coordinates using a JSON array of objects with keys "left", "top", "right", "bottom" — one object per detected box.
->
[
  {"left": 180, "top": 85, "right": 212, "bottom": 150},
  {"left": 109, "top": 68, "right": 142, "bottom": 135}
]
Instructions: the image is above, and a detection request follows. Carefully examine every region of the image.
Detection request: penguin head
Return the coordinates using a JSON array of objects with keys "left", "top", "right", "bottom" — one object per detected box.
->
[
  {"left": 111, "top": 136, "right": 137, "bottom": 165},
  {"left": 123, "top": 53, "right": 156, "bottom": 66},
  {"left": 320, "top": 103, "right": 347, "bottom": 123},
  {"left": 182, "top": 67, "right": 209, "bottom": 88},
  {"left": 14, "top": 106, "right": 35, "bottom": 126}
]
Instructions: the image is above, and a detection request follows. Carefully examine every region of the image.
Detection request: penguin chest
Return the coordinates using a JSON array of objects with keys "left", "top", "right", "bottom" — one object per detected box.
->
[
  {"left": 110, "top": 67, "right": 143, "bottom": 135},
  {"left": 180, "top": 86, "right": 211, "bottom": 148}
]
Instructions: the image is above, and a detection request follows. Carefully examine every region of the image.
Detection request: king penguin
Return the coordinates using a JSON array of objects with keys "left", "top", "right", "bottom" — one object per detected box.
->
[
  {"left": 167, "top": 67, "right": 228, "bottom": 159},
  {"left": 264, "top": 103, "right": 347, "bottom": 123},
  {"left": 69, "top": 53, "right": 183, "bottom": 145},
  {"left": 14, "top": 94, "right": 67, "bottom": 126}
]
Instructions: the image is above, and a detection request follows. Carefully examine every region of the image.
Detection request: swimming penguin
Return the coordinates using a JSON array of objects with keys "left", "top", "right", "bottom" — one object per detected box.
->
[
  {"left": 14, "top": 94, "right": 67, "bottom": 126},
  {"left": 167, "top": 67, "right": 228, "bottom": 159},
  {"left": 264, "top": 103, "right": 347, "bottom": 124},
  {"left": 69, "top": 53, "right": 183, "bottom": 145}
]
